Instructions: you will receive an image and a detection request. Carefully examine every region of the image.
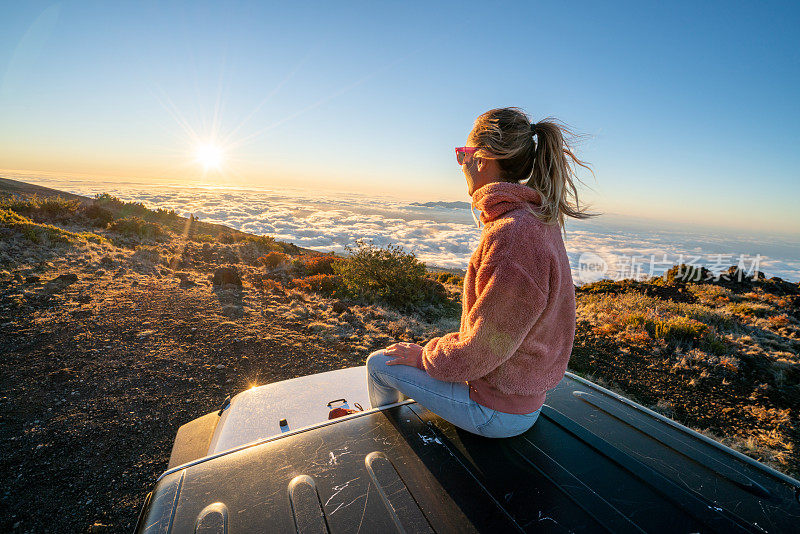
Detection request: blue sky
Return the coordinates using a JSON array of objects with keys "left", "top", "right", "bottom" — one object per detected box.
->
[{"left": 1, "top": 1, "right": 798, "bottom": 236}]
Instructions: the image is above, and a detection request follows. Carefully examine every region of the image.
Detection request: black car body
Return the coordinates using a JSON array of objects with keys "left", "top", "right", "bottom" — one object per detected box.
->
[{"left": 137, "top": 369, "right": 800, "bottom": 533}]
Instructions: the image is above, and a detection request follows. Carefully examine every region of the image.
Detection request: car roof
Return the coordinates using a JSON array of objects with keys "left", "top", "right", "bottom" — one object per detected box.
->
[{"left": 138, "top": 373, "right": 800, "bottom": 533}]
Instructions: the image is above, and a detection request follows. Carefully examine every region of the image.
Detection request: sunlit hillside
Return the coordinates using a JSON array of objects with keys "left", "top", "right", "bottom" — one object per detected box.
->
[{"left": 571, "top": 271, "right": 799, "bottom": 476}]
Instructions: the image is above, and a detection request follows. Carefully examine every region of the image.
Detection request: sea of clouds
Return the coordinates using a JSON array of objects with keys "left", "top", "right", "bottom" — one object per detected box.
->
[{"left": 14, "top": 177, "right": 800, "bottom": 284}]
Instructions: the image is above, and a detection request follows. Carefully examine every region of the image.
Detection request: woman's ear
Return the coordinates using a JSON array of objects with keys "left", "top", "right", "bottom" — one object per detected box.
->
[{"left": 476, "top": 157, "right": 485, "bottom": 172}]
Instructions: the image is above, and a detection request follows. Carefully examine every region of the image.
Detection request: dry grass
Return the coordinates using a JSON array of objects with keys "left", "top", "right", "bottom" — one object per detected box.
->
[
  {"left": 0, "top": 208, "right": 107, "bottom": 246},
  {"left": 574, "top": 276, "right": 799, "bottom": 477}
]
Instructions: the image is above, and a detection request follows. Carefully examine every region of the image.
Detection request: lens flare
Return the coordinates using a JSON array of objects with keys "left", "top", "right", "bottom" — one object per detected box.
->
[{"left": 195, "top": 144, "right": 224, "bottom": 169}]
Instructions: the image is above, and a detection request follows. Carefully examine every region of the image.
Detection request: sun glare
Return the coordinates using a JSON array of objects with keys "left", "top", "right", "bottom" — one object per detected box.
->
[{"left": 195, "top": 144, "right": 224, "bottom": 169}]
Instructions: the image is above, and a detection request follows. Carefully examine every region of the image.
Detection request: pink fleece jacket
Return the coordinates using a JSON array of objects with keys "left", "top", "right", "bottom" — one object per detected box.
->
[{"left": 415, "top": 181, "right": 576, "bottom": 414}]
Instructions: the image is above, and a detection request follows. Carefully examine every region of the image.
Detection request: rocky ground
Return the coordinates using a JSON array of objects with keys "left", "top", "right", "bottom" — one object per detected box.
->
[
  {"left": 572, "top": 272, "right": 800, "bottom": 478},
  {"left": 1, "top": 177, "right": 798, "bottom": 532},
  {"left": 0, "top": 243, "right": 458, "bottom": 533}
]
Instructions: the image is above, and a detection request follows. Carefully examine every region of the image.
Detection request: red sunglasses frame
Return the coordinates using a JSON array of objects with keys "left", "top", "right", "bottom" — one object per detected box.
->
[{"left": 455, "top": 146, "right": 479, "bottom": 165}]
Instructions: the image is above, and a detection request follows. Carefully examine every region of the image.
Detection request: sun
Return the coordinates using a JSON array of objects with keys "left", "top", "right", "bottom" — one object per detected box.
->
[{"left": 194, "top": 143, "right": 224, "bottom": 169}]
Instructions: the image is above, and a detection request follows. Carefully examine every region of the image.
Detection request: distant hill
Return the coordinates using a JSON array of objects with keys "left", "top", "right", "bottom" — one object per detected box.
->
[
  {"left": 410, "top": 200, "right": 471, "bottom": 209},
  {"left": 0, "top": 176, "right": 89, "bottom": 201}
]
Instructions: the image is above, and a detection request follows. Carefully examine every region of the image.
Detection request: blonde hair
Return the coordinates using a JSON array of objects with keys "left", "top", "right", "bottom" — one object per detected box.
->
[{"left": 469, "top": 107, "right": 599, "bottom": 229}]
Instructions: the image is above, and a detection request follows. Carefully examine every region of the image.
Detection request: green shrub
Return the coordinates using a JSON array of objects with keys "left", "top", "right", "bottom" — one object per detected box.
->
[
  {"left": 622, "top": 313, "right": 710, "bottom": 346},
  {"left": 728, "top": 302, "right": 771, "bottom": 318},
  {"left": 244, "top": 235, "right": 282, "bottom": 253},
  {"left": 435, "top": 272, "right": 464, "bottom": 286},
  {"left": 77, "top": 231, "right": 107, "bottom": 244},
  {"left": 332, "top": 241, "right": 429, "bottom": 308},
  {"left": 577, "top": 279, "right": 626, "bottom": 295},
  {"left": 0, "top": 195, "right": 82, "bottom": 221},
  {"left": 94, "top": 193, "right": 178, "bottom": 222},
  {"left": 0, "top": 208, "right": 103, "bottom": 245},
  {"left": 219, "top": 231, "right": 291, "bottom": 254},
  {"left": 654, "top": 316, "right": 710, "bottom": 344},
  {"left": 106, "top": 216, "right": 165, "bottom": 238},
  {"left": 231, "top": 234, "right": 282, "bottom": 254},
  {"left": 94, "top": 193, "right": 143, "bottom": 215},
  {"left": 192, "top": 234, "right": 215, "bottom": 243},
  {"left": 701, "top": 332, "right": 730, "bottom": 356},
  {"left": 84, "top": 203, "right": 116, "bottom": 226},
  {"left": 420, "top": 277, "right": 450, "bottom": 303}
]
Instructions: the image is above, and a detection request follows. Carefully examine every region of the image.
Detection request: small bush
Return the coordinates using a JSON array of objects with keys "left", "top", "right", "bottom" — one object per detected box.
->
[
  {"left": 76, "top": 231, "right": 108, "bottom": 244},
  {"left": 621, "top": 312, "right": 647, "bottom": 329},
  {"left": 239, "top": 234, "right": 280, "bottom": 249},
  {"left": 435, "top": 272, "right": 464, "bottom": 286},
  {"left": 220, "top": 233, "right": 281, "bottom": 250},
  {"left": 0, "top": 208, "right": 100, "bottom": 245},
  {"left": 34, "top": 196, "right": 82, "bottom": 218},
  {"left": 622, "top": 313, "right": 710, "bottom": 346},
  {"left": 153, "top": 207, "right": 179, "bottom": 221},
  {"left": 0, "top": 195, "right": 82, "bottom": 221},
  {"left": 654, "top": 316, "right": 710, "bottom": 344},
  {"left": 249, "top": 274, "right": 285, "bottom": 293},
  {"left": 218, "top": 231, "right": 290, "bottom": 254},
  {"left": 94, "top": 193, "right": 178, "bottom": 222},
  {"left": 107, "top": 216, "right": 166, "bottom": 238},
  {"left": 95, "top": 193, "right": 148, "bottom": 217},
  {"left": 258, "top": 251, "right": 289, "bottom": 269},
  {"left": 728, "top": 302, "right": 771, "bottom": 318},
  {"left": 333, "top": 241, "right": 429, "bottom": 308},
  {"left": 299, "top": 254, "right": 337, "bottom": 275},
  {"left": 290, "top": 274, "right": 342, "bottom": 295},
  {"left": 421, "top": 277, "right": 450, "bottom": 302},
  {"left": 84, "top": 204, "right": 116, "bottom": 227},
  {"left": 701, "top": 332, "right": 730, "bottom": 355},
  {"left": 619, "top": 329, "right": 652, "bottom": 345},
  {"left": 260, "top": 278, "right": 284, "bottom": 293},
  {"left": 767, "top": 314, "right": 790, "bottom": 328},
  {"left": 192, "top": 234, "right": 215, "bottom": 243},
  {"left": 592, "top": 323, "right": 618, "bottom": 336}
]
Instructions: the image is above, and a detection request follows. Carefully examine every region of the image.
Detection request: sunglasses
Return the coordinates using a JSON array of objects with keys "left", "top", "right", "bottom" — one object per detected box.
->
[{"left": 455, "top": 146, "right": 479, "bottom": 165}]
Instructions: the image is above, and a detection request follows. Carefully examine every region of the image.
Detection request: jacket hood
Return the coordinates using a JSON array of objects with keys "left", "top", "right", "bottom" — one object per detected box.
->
[{"left": 471, "top": 182, "right": 543, "bottom": 224}]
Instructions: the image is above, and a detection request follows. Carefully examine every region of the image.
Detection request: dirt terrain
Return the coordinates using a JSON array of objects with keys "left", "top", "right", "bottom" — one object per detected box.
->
[
  {"left": 0, "top": 178, "right": 457, "bottom": 532},
  {"left": 1, "top": 266, "right": 455, "bottom": 532},
  {"left": 1, "top": 177, "right": 798, "bottom": 532}
]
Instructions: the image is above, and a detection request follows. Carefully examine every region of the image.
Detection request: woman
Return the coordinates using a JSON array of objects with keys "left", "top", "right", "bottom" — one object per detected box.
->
[{"left": 366, "top": 107, "right": 596, "bottom": 438}]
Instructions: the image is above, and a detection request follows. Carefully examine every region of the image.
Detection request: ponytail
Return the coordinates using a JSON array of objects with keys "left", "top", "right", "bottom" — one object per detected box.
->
[
  {"left": 529, "top": 117, "right": 599, "bottom": 229},
  {"left": 470, "top": 108, "right": 599, "bottom": 231}
]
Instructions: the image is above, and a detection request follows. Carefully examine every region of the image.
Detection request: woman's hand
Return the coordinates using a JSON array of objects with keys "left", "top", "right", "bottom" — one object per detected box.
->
[{"left": 384, "top": 342, "right": 424, "bottom": 367}]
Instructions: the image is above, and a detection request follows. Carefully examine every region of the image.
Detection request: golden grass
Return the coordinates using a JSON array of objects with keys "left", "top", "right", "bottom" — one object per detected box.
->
[
  {"left": 578, "top": 291, "right": 737, "bottom": 356},
  {"left": 0, "top": 208, "right": 106, "bottom": 245}
]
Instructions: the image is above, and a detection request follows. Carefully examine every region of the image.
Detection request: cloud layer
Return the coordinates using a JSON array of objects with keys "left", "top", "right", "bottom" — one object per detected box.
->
[{"left": 22, "top": 178, "right": 800, "bottom": 283}]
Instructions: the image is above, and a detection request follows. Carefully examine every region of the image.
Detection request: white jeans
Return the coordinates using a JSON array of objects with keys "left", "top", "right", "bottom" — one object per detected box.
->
[{"left": 366, "top": 350, "right": 541, "bottom": 438}]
